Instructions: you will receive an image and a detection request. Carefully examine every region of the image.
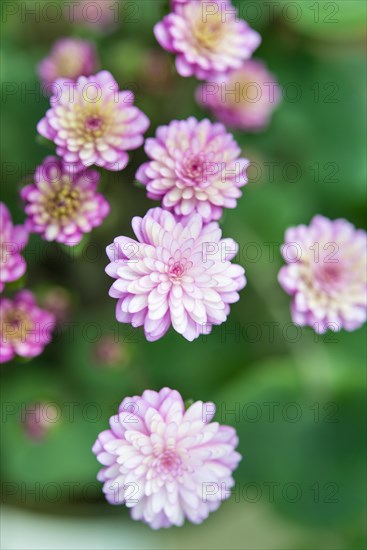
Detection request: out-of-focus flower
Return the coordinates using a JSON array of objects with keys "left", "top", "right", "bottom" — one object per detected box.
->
[
  {"left": 136, "top": 117, "right": 249, "bottom": 222},
  {"left": 21, "top": 156, "right": 109, "bottom": 246},
  {"left": 40, "top": 286, "right": 72, "bottom": 325},
  {"left": 37, "top": 71, "right": 150, "bottom": 171},
  {"left": 22, "top": 401, "right": 60, "bottom": 441},
  {"left": 37, "top": 38, "right": 99, "bottom": 90},
  {"left": 106, "top": 207, "right": 246, "bottom": 342},
  {"left": 197, "top": 60, "right": 281, "bottom": 131},
  {"left": 0, "top": 290, "right": 55, "bottom": 363},
  {"left": 93, "top": 387, "right": 241, "bottom": 529},
  {"left": 92, "top": 334, "right": 128, "bottom": 367},
  {"left": 154, "top": 0, "right": 261, "bottom": 80},
  {"left": 278, "top": 215, "right": 367, "bottom": 333},
  {"left": 0, "top": 203, "right": 28, "bottom": 293},
  {"left": 67, "top": 0, "right": 118, "bottom": 33}
]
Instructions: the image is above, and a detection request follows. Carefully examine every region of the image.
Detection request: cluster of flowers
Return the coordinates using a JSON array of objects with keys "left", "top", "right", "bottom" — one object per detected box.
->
[
  {"left": 1, "top": 0, "right": 366, "bottom": 531},
  {"left": 0, "top": 204, "right": 55, "bottom": 363},
  {"left": 157, "top": 0, "right": 281, "bottom": 130},
  {"left": 93, "top": 0, "right": 365, "bottom": 531}
]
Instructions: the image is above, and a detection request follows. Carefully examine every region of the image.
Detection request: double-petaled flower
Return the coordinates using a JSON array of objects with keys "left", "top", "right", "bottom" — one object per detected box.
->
[
  {"left": 93, "top": 388, "right": 241, "bottom": 528},
  {"left": 279, "top": 215, "right": 367, "bottom": 333},
  {"left": 106, "top": 207, "right": 246, "bottom": 342},
  {"left": 21, "top": 156, "right": 109, "bottom": 245},
  {"left": 0, "top": 291, "right": 55, "bottom": 363},
  {"left": 197, "top": 59, "right": 281, "bottom": 131},
  {"left": 136, "top": 117, "right": 249, "bottom": 222},
  {"left": 38, "top": 38, "right": 99, "bottom": 90},
  {"left": 37, "top": 71, "right": 150, "bottom": 171},
  {"left": 155, "top": 0, "right": 261, "bottom": 80}
]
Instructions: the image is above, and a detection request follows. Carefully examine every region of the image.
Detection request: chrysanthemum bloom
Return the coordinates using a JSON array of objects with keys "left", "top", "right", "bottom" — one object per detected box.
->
[
  {"left": 278, "top": 215, "right": 367, "bottom": 333},
  {"left": 154, "top": 0, "right": 261, "bottom": 80},
  {"left": 37, "top": 71, "right": 150, "bottom": 171},
  {"left": 0, "top": 291, "right": 55, "bottom": 363},
  {"left": 0, "top": 203, "right": 28, "bottom": 293},
  {"left": 21, "top": 156, "right": 109, "bottom": 246},
  {"left": 37, "top": 38, "right": 99, "bottom": 90},
  {"left": 22, "top": 402, "right": 60, "bottom": 441},
  {"left": 197, "top": 60, "right": 281, "bottom": 131},
  {"left": 92, "top": 387, "right": 241, "bottom": 528},
  {"left": 106, "top": 207, "right": 246, "bottom": 342},
  {"left": 136, "top": 117, "right": 249, "bottom": 222}
]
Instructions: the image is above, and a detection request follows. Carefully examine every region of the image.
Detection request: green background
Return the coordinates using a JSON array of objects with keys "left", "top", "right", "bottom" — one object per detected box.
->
[{"left": 1, "top": 1, "right": 366, "bottom": 548}]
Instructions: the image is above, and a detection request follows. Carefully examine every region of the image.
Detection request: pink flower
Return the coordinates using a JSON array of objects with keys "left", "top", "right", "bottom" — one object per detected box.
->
[
  {"left": 92, "top": 387, "right": 241, "bottom": 529},
  {"left": 197, "top": 59, "right": 281, "bottom": 131},
  {"left": 136, "top": 117, "right": 249, "bottom": 222},
  {"left": 106, "top": 207, "right": 246, "bottom": 342},
  {"left": 154, "top": 0, "right": 261, "bottom": 80},
  {"left": 0, "top": 203, "right": 28, "bottom": 293},
  {"left": 0, "top": 290, "right": 55, "bottom": 363},
  {"left": 278, "top": 215, "right": 367, "bottom": 333},
  {"left": 37, "top": 71, "right": 150, "bottom": 171},
  {"left": 21, "top": 156, "right": 110, "bottom": 246},
  {"left": 22, "top": 402, "right": 60, "bottom": 441},
  {"left": 37, "top": 38, "right": 99, "bottom": 90}
]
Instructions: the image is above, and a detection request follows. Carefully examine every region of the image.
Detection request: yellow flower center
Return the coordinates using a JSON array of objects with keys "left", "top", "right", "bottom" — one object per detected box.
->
[
  {"left": 44, "top": 176, "right": 81, "bottom": 223},
  {"left": 1, "top": 308, "right": 32, "bottom": 343},
  {"left": 193, "top": 16, "right": 224, "bottom": 50},
  {"left": 70, "top": 99, "right": 116, "bottom": 141},
  {"left": 56, "top": 51, "right": 83, "bottom": 77}
]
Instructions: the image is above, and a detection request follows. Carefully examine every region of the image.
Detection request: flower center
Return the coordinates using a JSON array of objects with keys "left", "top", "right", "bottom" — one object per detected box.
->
[
  {"left": 176, "top": 152, "right": 211, "bottom": 187},
  {"left": 193, "top": 15, "right": 223, "bottom": 50},
  {"left": 315, "top": 263, "right": 343, "bottom": 291},
  {"left": 225, "top": 74, "right": 262, "bottom": 110},
  {"left": 185, "top": 155, "right": 204, "bottom": 180},
  {"left": 167, "top": 257, "right": 193, "bottom": 281},
  {"left": 1, "top": 308, "right": 32, "bottom": 343},
  {"left": 72, "top": 99, "right": 115, "bottom": 142},
  {"left": 156, "top": 450, "right": 183, "bottom": 478},
  {"left": 45, "top": 178, "right": 81, "bottom": 222},
  {"left": 86, "top": 115, "right": 103, "bottom": 132},
  {"left": 56, "top": 52, "right": 82, "bottom": 77},
  {"left": 169, "top": 261, "right": 185, "bottom": 279}
]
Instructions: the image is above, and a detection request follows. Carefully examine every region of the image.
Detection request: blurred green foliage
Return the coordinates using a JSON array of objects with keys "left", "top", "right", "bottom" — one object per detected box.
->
[{"left": 0, "top": 1, "right": 366, "bottom": 548}]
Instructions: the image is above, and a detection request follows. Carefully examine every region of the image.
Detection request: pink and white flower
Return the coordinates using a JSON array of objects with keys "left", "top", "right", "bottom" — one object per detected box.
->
[
  {"left": 0, "top": 290, "right": 55, "bottom": 363},
  {"left": 21, "top": 156, "right": 109, "bottom": 246},
  {"left": 92, "top": 387, "right": 241, "bottom": 529},
  {"left": 0, "top": 203, "right": 28, "bottom": 293},
  {"left": 38, "top": 38, "right": 99, "bottom": 90},
  {"left": 278, "top": 215, "right": 367, "bottom": 333},
  {"left": 136, "top": 117, "right": 249, "bottom": 222},
  {"left": 154, "top": 0, "right": 261, "bottom": 80},
  {"left": 106, "top": 207, "right": 246, "bottom": 342},
  {"left": 197, "top": 59, "right": 281, "bottom": 131},
  {"left": 37, "top": 71, "right": 150, "bottom": 171}
]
